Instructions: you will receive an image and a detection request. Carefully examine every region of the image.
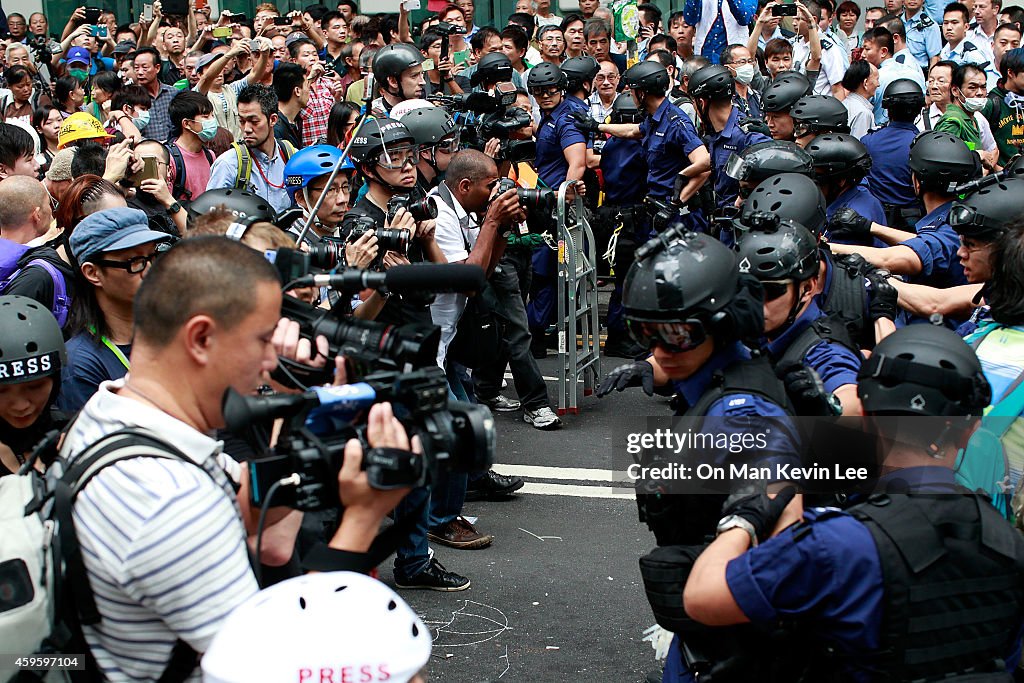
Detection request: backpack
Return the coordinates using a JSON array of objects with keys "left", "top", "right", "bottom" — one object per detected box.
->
[
  {"left": 166, "top": 140, "right": 214, "bottom": 202},
  {"left": 0, "top": 238, "right": 70, "bottom": 328},
  {"left": 0, "top": 428, "right": 208, "bottom": 682},
  {"left": 231, "top": 140, "right": 297, "bottom": 191}
]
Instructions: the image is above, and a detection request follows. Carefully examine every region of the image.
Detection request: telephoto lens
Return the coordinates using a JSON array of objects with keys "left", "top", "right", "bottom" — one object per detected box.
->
[{"left": 387, "top": 194, "right": 439, "bottom": 223}]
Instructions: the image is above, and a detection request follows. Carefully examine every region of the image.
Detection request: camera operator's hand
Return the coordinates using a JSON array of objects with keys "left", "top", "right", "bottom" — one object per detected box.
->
[
  {"left": 485, "top": 187, "right": 527, "bottom": 226},
  {"left": 335, "top": 403, "right": 420, "bottom": 543},
  {"left": 828, "top": 207, "right": 873, "bottom": 242},
  {"left": 272, "top": 317, "right": 329, "bottom": 369},
  {"left": 381, "top": 251, "right": 411, "bottom": 269},
  {"left": 345, "top": 229, "right": 379, "bottom": 269},
  {"left": 483, "top": 137, "right": 502, "bottom": 158},
  {"left": 415, "top": 219, "right": 437, "bottom": 243},
  {"left": 307, "top": 60, "right": 326, "bottom": 81},
  {"left": 597, "top": 361, "right": 655, "bottom": 397},
  {"left": 139, "top": 177, "right": 174, "bottom": 206},
  {"left": 570, "top": 110, "right": 602, "bottom": 134},
  {"left": 71, "top": 6, "right": 87, "bottom": 24}
]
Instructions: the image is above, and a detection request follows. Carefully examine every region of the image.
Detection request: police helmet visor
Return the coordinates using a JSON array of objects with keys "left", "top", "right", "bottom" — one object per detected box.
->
[
  {"left": 375, "top": 142, "right": 421, "bottom": 170},
  {"left": 628, "top": 320, "right": 708, "bottom": 353},
  {"left": 724, "top": 152, "right": 751, "bottom": 181},
  {"left": 948, "top": 203, "right": 1006, "bottom": 235}
]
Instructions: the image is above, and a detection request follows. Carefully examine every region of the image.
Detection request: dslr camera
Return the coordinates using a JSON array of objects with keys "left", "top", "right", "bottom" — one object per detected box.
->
[
  {"left": 495, "top": 177, "right": 556, "bottom": 216},
  {"left": 387, "top": 193, "right": 438, "bottom": 223}
]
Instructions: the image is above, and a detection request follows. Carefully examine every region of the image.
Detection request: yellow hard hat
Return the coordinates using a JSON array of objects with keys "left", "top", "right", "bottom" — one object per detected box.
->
[{"left": 57, "top": 112, "right": 113, "bottom": 149}]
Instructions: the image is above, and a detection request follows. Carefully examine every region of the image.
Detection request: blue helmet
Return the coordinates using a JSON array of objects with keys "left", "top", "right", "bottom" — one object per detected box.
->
[{"left": 284, "top": 145, "right": 354, "bottom": 199}]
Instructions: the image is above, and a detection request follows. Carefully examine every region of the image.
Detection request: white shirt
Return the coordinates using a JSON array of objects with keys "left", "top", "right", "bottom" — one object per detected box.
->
[
  {"left": 844, "top": 92, "right": 875, "bottom": 139},
  {"left": 793, "top": 33, "right": 850, "bottom": 95},
  {"left": 59, "top": 379, "right": 256, "bottom": 682},
  {"left": 429, "top": 183, "right": 479, "bottom": 368}
]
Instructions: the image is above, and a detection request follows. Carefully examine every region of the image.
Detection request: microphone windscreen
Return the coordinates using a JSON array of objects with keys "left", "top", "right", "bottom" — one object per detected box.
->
[{"left": 384, "top": 263, "right": 486, "bottom": 293}]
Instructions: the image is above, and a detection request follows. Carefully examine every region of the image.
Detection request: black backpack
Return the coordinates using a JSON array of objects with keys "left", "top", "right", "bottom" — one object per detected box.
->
[{"left": 166, "top": 140, "right": 214, "bottom": 202}]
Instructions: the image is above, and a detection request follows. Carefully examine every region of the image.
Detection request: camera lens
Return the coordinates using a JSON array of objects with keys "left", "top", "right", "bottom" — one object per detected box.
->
[
  {"left": 375, "top": 227, "right": 411, "bottom": 254},
  {"left": 517, "top": 188, "right": 556, "bottom": 214},
  {"left": 308, "top": 240, "right": 344, "bottom": 270}
]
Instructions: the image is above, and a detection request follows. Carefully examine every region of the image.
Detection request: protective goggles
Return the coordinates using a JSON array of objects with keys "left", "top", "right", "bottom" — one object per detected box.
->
[
  {"left": 376, "top": 143, "right": 421, "bottom": 170},
  {"left": 435, "top": 130, "right": 461, "bottom": 154},
  {"left": 948, "top": 203, "right": 1004, "bottom": 234},
  {"left": 628, "top": 319, "right": 708, "bottom": 353},
  {"left": 530, "top": 86, "right": 561, "bottom": 98}
]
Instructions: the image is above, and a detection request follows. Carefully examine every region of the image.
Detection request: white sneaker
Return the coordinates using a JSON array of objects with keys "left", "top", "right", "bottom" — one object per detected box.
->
[{"left": 523, "top": 406, "right": 562, "bottom": 430}]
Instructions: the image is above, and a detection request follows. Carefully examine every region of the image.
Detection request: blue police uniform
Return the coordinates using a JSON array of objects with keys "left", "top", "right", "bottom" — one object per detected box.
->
[
  {"left": 825, "top": 183, "right": 887, "bottom": 247},
  {"left": 706, "top": 107, "right": 770, "bottom": 208},
  {"left": 902, "top": 200, "right": 968, "bottom": 290},
  {"left": 862, "top": 122, "right": 918, "bottom": 208},
  {"left": 565, "top": 94, "right": 589, "bottom": 113},
  {"left": 765, "top": 301, "right": 862, "bottom": 395},
  {"left": 602, "top": 137, "right": 650, "bottom": 334},
  {"left": 903, "top": 11, "right": 942, "bottom": 68},
  {"left": 640, "top": 97, "right": 706, "bottom": 200}
]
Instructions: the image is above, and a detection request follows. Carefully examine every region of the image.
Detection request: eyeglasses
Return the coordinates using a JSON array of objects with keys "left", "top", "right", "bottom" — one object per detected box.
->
[
  {"left": 726, "top": 58, "right": 756, "bottom": 66},
  {"left": 530, "top": 86, "right": 561, "bottom": 98},
  {"left": 761, "top": 279, "right": 793, "bottom": 301},
  {"left": 92, "top": 251, "right": 161, "bottom": 274},
  {"left": 375, "top": 144, "right": 420, "bottom": 170},
  {"left": 628, "top": 319, "right": 708, "bottom": 353},
  {"left": 594, "top": 73, "right": 619, "bottom": 82}
]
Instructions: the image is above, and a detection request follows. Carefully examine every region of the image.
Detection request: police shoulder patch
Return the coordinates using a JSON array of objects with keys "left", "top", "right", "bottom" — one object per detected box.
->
[
  {"left": 919, "top": 14, "right": 935, "bottom": 27},
  {"left": 821, "top": 36, "right": 834, "bottom": 50}
]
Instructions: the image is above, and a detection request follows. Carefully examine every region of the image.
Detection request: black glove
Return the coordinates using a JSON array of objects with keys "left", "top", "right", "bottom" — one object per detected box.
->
[
  {"left": 776, "top": 359, "right": 841, "bottom": 416},
  {"left": 827, "top": 208, "right": 873, "bottom": 242},
  {"left": 597, "top": 361, "right": 655, "bottom": 397},
  {"left": 570, "top": 109, "right": 602, "bottom": 134},
  {"left": 866, "top": 269, "right": 899, "bottom": 322},
  {"left": 720, "top": 485, "right": 798, "bottom": 543}
]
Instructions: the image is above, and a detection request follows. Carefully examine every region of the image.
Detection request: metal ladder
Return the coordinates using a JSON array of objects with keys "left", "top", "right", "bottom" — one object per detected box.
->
[{"left": 555, "top": 182, "right": 601, "bottom": 415}]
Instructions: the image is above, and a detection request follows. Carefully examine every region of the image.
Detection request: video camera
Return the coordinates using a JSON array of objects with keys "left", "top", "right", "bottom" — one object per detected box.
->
[
  {"left": 433, "top": 20, "right": 467, "bottom": 62},
  {"left": 431, "top": 83, "right": 534, "bottom": 162},
  {"left": 226, "top": 366, "right": 495, "bottom": 510}
]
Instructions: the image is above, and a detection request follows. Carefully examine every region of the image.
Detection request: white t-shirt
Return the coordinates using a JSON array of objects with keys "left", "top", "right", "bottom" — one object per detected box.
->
[{"left": 429, "top": 183, "right": 479, "bottom": 368}]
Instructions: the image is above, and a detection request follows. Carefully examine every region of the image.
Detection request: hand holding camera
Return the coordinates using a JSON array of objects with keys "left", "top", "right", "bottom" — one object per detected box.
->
[
  {"left": 345, "top": 230, "right": 379, "bottom": 270},
  {"left": 486, "top": 185, "right": 527, "bottom": 227}
]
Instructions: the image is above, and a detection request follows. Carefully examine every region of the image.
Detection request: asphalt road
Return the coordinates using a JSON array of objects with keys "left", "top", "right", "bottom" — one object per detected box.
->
[{"left": 381, "top": 294, "right": 675, "bottom": 683}]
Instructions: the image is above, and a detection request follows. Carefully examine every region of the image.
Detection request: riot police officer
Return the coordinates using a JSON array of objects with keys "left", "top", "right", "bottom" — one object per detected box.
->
[
  {"left": 805, "top": 132, "right": 886, "bottom": 244},
  {"left": 561, "top": 55, "right": 600, "bottom": 112},
  {"left": 600, "top": 92, "right": 650, "bottom": 358},
  {"left": 571, "top": 61, "right": 711, "bottom": 231},
  {"left": 829, "top": 131, "right": 980, "bottom": 300},
  {"left": 371, "top": 42, "right": 427, "bottom": 117},
  {"left": 725, "top": 140, "right": 815, "bottom": 208},
  {"left": 687, "top": 64, "right": 770, "bottom": 209},
  {"left": 789, "top": 94, "right": 851, "bottom": 147},
  {"left": 761, "top": 71, "right": 812, "bottom": 141},
  {"left": 735, "top": 217, "right": 863, "bottom": 414},
  {"left": 861, "top": 78, "right": 926, "bottom": 232},
  {"left": 684, "top": 323, "right": 1024, "bottom": 683}
]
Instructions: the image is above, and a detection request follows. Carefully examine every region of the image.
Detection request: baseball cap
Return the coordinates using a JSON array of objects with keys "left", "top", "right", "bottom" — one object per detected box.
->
[
  {"left": 70, "top": 207, "right": 171, "bottom": 262},
  {"left": 201, "top": 572, "right": 431, "bottom": 683},
  {"left": 113, "top": 40, "right": 137, "bottom": 55},
  {"left": 66, "top": 46, "right": 92, "bottom": 66},
  {"left": 45, "top": 148, "right": 75, "bottom": 182}
]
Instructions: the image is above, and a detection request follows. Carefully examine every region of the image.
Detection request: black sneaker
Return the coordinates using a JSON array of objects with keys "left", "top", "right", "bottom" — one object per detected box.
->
[
  {"left": 465, "top": 469, "right": 525, "bottom": 501},
  {"left": 603, "top": 334, "right": 646, "bottom": 359},
  {"left": 394, "top": 558, "right": 471, "bottom": 592}
]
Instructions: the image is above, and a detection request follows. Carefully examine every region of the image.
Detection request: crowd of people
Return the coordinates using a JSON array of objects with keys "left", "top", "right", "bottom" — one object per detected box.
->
[{"left": 2, "top": 0, "right": 1024, "bottom": 680}]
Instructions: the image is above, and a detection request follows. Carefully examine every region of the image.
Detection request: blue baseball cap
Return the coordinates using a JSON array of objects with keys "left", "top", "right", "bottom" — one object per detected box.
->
[
  {"left": 66, "top": 46, "right": 92, "bottom": 66},
  {"left": 70, "top": 208, "right": 170, "bottom": 262}
]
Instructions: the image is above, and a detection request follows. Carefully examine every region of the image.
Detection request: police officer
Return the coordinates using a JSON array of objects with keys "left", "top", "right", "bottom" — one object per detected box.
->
[
  {"left": 735, "top": 217, "right": 863, "bottom": 414},
  {"left": 687, "top": 64, "right": 771, "bottom": 209},
  {"left": 600, "top": 92, "right": 650, "bottom": 358},
  {"left": 371, "top": 42, "right": 427, "bottom": 117},
  {"left": 571, "top": 61, "right": 711, "bottom": 231},
  {"left": 829, "top": 131, "right": 980, "bottom": 298},
  {"left": 526, "top": 62, "right": 589, "bottom": 354},
  {"left": 761, "top": 71, "right": 812, "bottom": 141},
  {"left": 561, "top": 55, "right": 600, "bottom": 112},
  {"left": 805, "top": 132, "right": 886, "bottom": 244},
  {"left": 789, "top": 94, "right": 851, "bottom": 148},
  {"left": 683, "top": 323, "right": 1024, "bottom": 683},
  {"left": 725, "top": 140, "right": 815, "bottom": 208},
  {"left": 394, "top": 104, "right": 459, "bottom": 192},
  {"left": 861, "top": 78, "right": 926, "bottom": 231},
  {"left": 902, "top": 0, "right": 942, "bottom": 69}
]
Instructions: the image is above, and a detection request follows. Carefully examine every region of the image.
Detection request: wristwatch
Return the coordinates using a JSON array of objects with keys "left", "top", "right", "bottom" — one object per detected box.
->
[
  {"left": 716, "top": 515, "right": 758, "bottom": 547},
  {"left": 167, "top": 201, "right": 182, "bottom": 214}
]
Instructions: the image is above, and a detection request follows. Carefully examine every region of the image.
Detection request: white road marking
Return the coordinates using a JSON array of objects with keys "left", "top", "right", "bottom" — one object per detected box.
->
[{"left": 491, "top": 463, "right": 627, "bottom": 482}]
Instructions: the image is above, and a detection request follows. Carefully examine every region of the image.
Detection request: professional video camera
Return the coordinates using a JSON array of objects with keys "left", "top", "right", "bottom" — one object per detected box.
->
[
  {"left": 225, "top": 365, "right": 496, "bottom": 510},
  {"left": 28, "top": 35, "right": 52, "bottom": 63},
  {"left": 433, "top": 20, "right": 467, "bottom": 64},
  {"left": 431, "top": 83, "right": 535, "bottom": 162}
]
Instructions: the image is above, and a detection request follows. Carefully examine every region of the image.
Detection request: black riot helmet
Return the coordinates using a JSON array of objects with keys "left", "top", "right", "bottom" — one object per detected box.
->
[
  {"left": 858, "top": 324, "right": 991, "bottom": 418},
  {"left": 735, "top": 217, "right": 819, "bottom": 283},
  {"left": 623, "top": 230, "right": 764, "bottom": 347},
  {"left": 949, "top": 177, "right": 1024, "bottom": 241},
  {"left": 790, "top": 95, "right": 851, "bottom": 137},
  {"left": 909, "top": 131, "right": 980, "bottom": 194},
  {"left": 372, "top": 42, "right": 424, "bottom": 92},
  {"left": 761, "top": 72, "right": 811, "bottom": 113},
  {"left": 189, "top": 188, "right": 275, "bottom": 223},
  {"left": 0, "top": 295, "right": 67, "bottom": 387},
  {"left": 687, "top": 64, "right": 735, "bottom": 100},
  {"left": 562, "top": 55, "right": 600, "bottom": 92},
  {"left": 740, "top": 172, "right": 828, "bottom": 237},
  {"left": 611, "top": 91, "right": 644, "bottom": 123},
  {"left": 527, "top": 62, "right": 568, "bottom": 91},
  {"left": 623, "top": 60, "right": 670, "bottom": 96},
  {"left": 471, "top": 52, "right": 514, "bottom": 87},
  {"left": 881, "top": 78, "right": 925, "bottom": 119},
  {"left": 725, "top": 140, "right": 815, "bottom": 183},
  {"left": 805, "top": 133, "right": 872, "bottom": 182}
]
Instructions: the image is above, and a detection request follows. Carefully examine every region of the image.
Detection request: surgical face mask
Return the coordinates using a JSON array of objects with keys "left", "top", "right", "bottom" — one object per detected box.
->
[
  {"left": 734, "top": 64, "right": 756, "bottom": 85},
  {"left": 133, "top": 108, "right": 150, "bottom": 130},
  {"left": 964, "top": 96, "right": 988, "bottom": 112},
  {"left": 192, "top": 117, "right": 218, "bottom": 141},
  {"left": 69, "top": 68, "right": 88, "bottom": 82}
]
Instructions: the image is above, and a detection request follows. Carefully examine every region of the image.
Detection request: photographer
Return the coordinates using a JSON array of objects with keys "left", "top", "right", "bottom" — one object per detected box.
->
[
  {"left": 59, "top": 235, "right": 417, "bottom": 679},
  {"left": 396, "top": 103, "right": 460, "bottom": 192},
  {"left": 371, "top": 41, "right": 427, "bottom": 117}
]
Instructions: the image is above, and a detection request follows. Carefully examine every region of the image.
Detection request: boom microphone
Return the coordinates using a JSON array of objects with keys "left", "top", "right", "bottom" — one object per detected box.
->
[{"left": 300, "top": 263, "right": 486, "bottom": 294}]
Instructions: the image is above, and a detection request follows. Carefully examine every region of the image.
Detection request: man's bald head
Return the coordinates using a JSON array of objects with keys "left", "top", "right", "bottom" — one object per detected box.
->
[
  {"left": 0, "top": 175, "right": 51, "bottom": 242},
  {"left": 446, "top": 149, "right": 498, "bottom": 185}
]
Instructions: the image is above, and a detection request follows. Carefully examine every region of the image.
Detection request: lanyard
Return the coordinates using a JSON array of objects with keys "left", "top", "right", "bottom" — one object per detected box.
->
[
  {"left": 91, "top": 326, "right": 130, "bottom": 369},
  {"left": 252, "top": 147, "right": 285, "bottom": 189}
]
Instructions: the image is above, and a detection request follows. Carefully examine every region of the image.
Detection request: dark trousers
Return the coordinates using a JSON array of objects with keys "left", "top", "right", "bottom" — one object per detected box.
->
[{"left": 475, "top": 249, "right": 550, "bottom": 411}]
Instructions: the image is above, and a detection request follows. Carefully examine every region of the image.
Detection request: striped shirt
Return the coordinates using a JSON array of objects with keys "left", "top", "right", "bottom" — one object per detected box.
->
[{"left": 59, "top": 379, "right": 257, "bottom": 682}]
